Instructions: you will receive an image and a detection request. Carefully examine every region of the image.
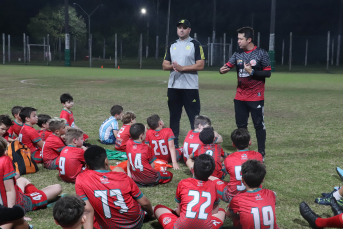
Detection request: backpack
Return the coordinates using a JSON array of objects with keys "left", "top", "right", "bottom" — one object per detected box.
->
[{"left": 7, "top": 141, "right": 39, "bottom": 175}]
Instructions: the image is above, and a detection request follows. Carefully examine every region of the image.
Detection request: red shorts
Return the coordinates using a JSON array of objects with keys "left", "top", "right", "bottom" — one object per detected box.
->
[
  {"left": 175, "top": 147, "right": 183, "bottom": 161},
  {"left": 43, "top": 157, "right": 59, "bottom": 170},
  {"left": 155, "top": 205, "right": 224, "bottom": 229},
  {"left": 31, "top": 149, "right": 43, "bottom": 163},
  {"left": 25, "top": 184, "right": 48, "bottom": 211},
  {"left": 157, "top": 171, "right": 173, "bottom": 185}
]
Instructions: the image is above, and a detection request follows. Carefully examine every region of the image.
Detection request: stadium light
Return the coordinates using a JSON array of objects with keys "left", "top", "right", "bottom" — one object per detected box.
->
[
  {"left": 141, "top": 8, "right": 147, "bottom": 14},
  {"left": 73, "top": 3, "right": 103, "bottom": 41},
  {"left": 141, "top": 8, "right": 149, "bottom": 57}
]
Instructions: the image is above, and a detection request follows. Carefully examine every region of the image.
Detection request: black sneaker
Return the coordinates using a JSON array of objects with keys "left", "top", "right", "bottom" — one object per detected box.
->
[
  {"left": 299, "top": 202, "right": 322, "bottom": 229},
  {"left": 330, "top": 197, "right": 343, "bottom": 216}
]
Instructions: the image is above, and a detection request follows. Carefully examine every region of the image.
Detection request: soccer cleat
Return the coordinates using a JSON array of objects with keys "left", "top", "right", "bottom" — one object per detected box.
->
[
  {"left": 336, "top": 167, "right": 343, "bottom": 181},
  {"left": 299, "top": 202, "right": 322, "bottom": 229},
  {"left": 315, "top": 192, "right": 334, "bottom": 205},
  {"left": 321, "top": 188, "right": 339, "bottom": 198},
  {"left": 330, "top": 197, "right": 343, "bottom": 216}
]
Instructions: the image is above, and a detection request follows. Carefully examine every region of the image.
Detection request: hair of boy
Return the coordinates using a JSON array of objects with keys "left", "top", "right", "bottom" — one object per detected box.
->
[
  {"left": 0, "top": 137, "right": 7, "bottom": 156},
  {"left": 60, "top": 93, "right": 73, "bottom": 104},
  {"left": 147, "top": 114, "right": 160, "bottom": 130},
  {"left": 0, "top": 115, "right": 13, "bottom": 127},
  {"left": 53, "top": 195, "right": 85, "bottom": 228},
  {"left": 193, "top": 154, "right": 215, "bottom": 181},
  {"left": 64, "top": 128, "right": 84, "bottom": 145},
  {"left": 194, "top": 115, "right": 211, "bottom": 128},
  {"left": 231, "top": 128, "right": 250, "bottom": 150},
  {"left": 49, "top": 117, "right": 66, "bottom": 133},
  {"left": 37, "top": 114, "right": 52, "bottom": 128},
  {"left": 19, "top": 107, "right": 37, "bottom": 124},
  {"left": 241, "top": 160, "right": 266, "bottom": 188},
  {"left": 110, "top": 105, "right": 123, "bottom": 116},
  {"left": 199, "top": 127, "right": 215, "bottom": 144},
  {"left": 237, "top": 26, "right": 254, "bottom": 42},
  {"left": 84, "top": 145, "right": 107, "bottom": 170},
  {"left": 129, "top": 123, "right": 145, "bottom": 140},
  {"left": 11, "top": 106, "right": 23, "bottom": 117},
  {"left": 122, "top": 111, "right": 136, "bottom": 125}
]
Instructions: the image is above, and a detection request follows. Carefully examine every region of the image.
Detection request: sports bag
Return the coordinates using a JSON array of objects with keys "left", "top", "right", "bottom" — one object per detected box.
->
[{"left": 7, "top": 141, "right": 39, "bottom": 175}]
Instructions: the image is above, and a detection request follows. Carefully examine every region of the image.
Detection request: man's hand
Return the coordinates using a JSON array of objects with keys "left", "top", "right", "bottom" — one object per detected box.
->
[
  {"left": 244, "top": 62, "right": 253, "bottom": 75},
  {"left": 172, "top": 61, "right": 183, "bottom": 72},
  {"left": 219, "top": 64, "right": 230, "bottom": 74}
]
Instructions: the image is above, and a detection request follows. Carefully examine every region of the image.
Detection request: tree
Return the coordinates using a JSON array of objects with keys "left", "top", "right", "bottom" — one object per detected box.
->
[{"left": 27, "top": 5, "right": 86, "bottom": 49}]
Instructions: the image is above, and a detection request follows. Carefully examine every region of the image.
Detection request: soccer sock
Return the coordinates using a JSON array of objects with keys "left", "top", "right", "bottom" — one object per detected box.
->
[
  {"left": 333, "top": 190, "right": 343, "bottom": 200},
  {"left": 315, "top": 214, "right": 343, "bottom": 227}
]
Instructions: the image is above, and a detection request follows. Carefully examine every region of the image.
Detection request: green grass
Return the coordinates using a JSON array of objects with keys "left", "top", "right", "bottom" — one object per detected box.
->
[{"left": 1, "top": 65, "right": 343, "bottom": 228}]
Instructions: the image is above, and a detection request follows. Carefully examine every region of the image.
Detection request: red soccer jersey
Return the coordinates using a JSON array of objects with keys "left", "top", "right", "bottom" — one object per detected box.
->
[
  {"left": 3, "top": 132, "right": 9, "bottom": 141},
  {"left": 19, "top": 124, "right": 42, "bottom": 162},
  {"left": 126, "top": 139, "right": 158, "bottom": 186},
  {"left": 8, "top": 120, "right": 23, "bottom": 138},
  {"left": 60, "top": 109, "right": 75, "bottom": 127},
  {"left": 42, "top": 134, "right": 66, "bottom": 167},
  {"left": 37, "top": 129, "right": 53, "bottom": 142},
  {"left": 75, "top": 170, "right": 145, "bottom": 228},
  {"left": 229, "top": 188, "right": 279, "bottom": 229},
  {"left": 145, "top": 128, "right": 175, "bottom": 163},
  {"left": 182, "top": 130, "right": 202, "bottom": 160},
  {"left": 115, "top": 124, "right": 131, "bottom": 152},
  {"left": 0, "top": 155, "right": 16, "bottom": 207},
  {"left": 224, "top": 150, "right": 263, "bottom": 195},
  {"left": 226, "top": 46, "right": 271, "bottom": 101},
  {"left": 174, "top": 178, "right": 220, "bottom": 229},
  {"left": 193, "top": 144, "right": 225, "bottom": 179},
  {"left": 58, "top": 145, "right": 86, "bottom": 183}
]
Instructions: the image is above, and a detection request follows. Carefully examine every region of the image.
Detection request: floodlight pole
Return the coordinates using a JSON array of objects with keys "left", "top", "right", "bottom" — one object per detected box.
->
[
  {"left": 65, "top": 0, "right": 71, "bottom": 66},
  {"left": 268, "top": 0, "right": 276, "bottom": 72},
  {"left": 165, "top": 0, "right": 171, "bottom": 50},
  {"left": 73, "top": 3, "right": 102, "bottom": 67}
]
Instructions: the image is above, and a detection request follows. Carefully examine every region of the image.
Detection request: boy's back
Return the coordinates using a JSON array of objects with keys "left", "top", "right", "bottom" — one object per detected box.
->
[
  {"left": 224, "top": 150, "right": 263, "bottom": 195},
  {"left": 175, "top": 177, "right": 219, "bottom": 228},
  {"left": 145, "top": 128, "right": 174, "bottom": 163},
  {"left": 193, "top": 144, "right": 225, "bottom": 179},
  {"left": 115, "top": 124, "right": 131, "bottom": 151},
  {"left": 75, "top": 169, "right": 144, "bottom": 229},
  {"left": 126, "top": 139, "right": 159, "bottom": 186},
  {"left": 43, "top": 134, "right": 66, "bottom": 169},
  {"left": 99, "top": 116, "right": 118, "bottom": 143},
  {"left": 37, "top": 129, "right": 52, "bottom": 142},
  {"left": 19, "top": 124, "right": 42, "bottom": 163},
  {"left": 183, "top": 130, "right": 202, "bottom": 161},
  {"left": 229, "top": 188, "right": 278, "bottom": 229},
  {"left": 8, "top": 120, "right": 22, "bottom": 138},
  {"left": 59, "top": 145, "right": 85, "bottom": 183}
]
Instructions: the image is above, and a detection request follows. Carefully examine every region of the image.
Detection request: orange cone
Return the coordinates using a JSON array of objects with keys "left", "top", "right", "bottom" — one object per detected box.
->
[
  {"left": 101, "top": 65, "right": 103, "bottom": 68},
  {"left": 118, "top": 66, "right": 120, "bottom": 69}
]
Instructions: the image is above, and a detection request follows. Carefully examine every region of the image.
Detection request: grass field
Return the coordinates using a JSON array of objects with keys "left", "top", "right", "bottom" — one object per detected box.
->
[{"left": 0, "top": 65, "right": 343, "bottom": 228}]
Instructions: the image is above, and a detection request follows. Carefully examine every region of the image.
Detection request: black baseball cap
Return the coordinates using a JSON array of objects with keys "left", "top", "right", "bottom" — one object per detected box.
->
[{"left": 177, "top": 19, "right": 191, "bottom": 28}]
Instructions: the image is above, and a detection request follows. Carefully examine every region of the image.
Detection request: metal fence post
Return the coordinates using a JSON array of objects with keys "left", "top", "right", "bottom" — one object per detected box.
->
[
  {"left": 327, "top": 31, "right": 330, "bottom": 72},
  {"left": 139, "top": 34, "right": 143, "bottom": 69},
  {"left": 2, "top": 33, "right": 5, "bottom": 65},
  {"left": 282, "top": 39, "right": 285, "bottom": 65},
  {"left": 8, "top": 34, "right": 10, "bottom": 63},
  {"left": 305, "top": 39, "right": 308, "bottom": 66},
  {"left": 23, "top": 33, "right": 26, "bottom": 64},
  {"left": 223, "top": 33, "right": 226, "bottom": 65},
  {"left": 89, "top": 34, "right": 92, "bottom": 68},
  {"left": 289, "top": 32, "right": 292, "bottom": 71},
  {"left": 115, "top": 34, "right": 118, "bottom": 68}
]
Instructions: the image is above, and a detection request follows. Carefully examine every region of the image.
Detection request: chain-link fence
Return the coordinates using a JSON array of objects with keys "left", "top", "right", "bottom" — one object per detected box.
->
[{"left": 0, "top": 31, "right": 341, "bottom": 72}]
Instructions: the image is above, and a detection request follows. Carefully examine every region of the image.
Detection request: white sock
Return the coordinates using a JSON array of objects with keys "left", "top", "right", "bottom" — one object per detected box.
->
[{"left": 333, "top": 190, "right": 342, "bottom": 200}]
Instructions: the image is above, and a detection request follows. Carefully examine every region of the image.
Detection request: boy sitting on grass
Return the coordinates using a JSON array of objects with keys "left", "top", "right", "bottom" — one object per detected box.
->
[
  {"left": 0, "top": 136, "right": 62, "bottom": 213},
  {"left": 214, "top": 128, "right": 263, "bottom": 203},
  {"left": 154, "top": 154, "right": 226, "bottom": 229},
  {"left": 53, "top": 195, "right": 86, "bottom": 229},
  {"left": 182, "top": 115, "right": 223, "bottom": 162},
  {"left": 0, "top": 115, "right": 13, "bottom": 142},
  {"left": 59, "top": 128, "right": 87, "bottom": 183},
  {"left": 99, "top": 105, "right": 124, "bottom": 145},
  {"left": 37, "top": 114, "right": 52, "bottom": 141},
  {"left": 186, "top": 127, "right": 226, "bottom": 180},
  {"left": 75, "top": 145, "right": 154, "bottom": 229},
  {"left": 126, "top": 123, "right": 173, "bottom": 187},
  {"left": 7, "top": 106, "right": 23, "bottom": 140},
  {"left": 60, "top": 93, "right": 89, "bottom": 141},
  {"left": 42, "top": 117, "right": 67, "bottom": 170},
  {"left": 145, "top": 114, "right": 180, "bottom": 170},
  {"left": 115, "top": 111, "right": 136, "bottom": 152},
  {"left": 19, "top": 107, "right": 44, "bottom": 163},
  {"left": 226, "top": 160, "right": 279, "bottom": 229}
]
